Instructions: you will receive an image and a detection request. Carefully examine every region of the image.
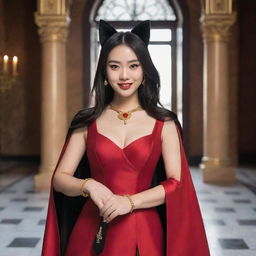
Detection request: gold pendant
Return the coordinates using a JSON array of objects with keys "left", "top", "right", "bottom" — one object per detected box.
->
[
  {"left": 109, "top": 104, "right": 143, "bottom": 125},
  {"left": 118, "top": 112, "right": 131, "bottom": 125}
]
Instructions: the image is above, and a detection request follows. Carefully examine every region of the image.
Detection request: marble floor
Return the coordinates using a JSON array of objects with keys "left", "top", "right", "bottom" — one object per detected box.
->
[{"left": 0, "top": 163, "right": 255, "bottom": 256}]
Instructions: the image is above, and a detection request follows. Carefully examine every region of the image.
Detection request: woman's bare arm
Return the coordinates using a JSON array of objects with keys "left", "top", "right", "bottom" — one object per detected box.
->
[
  {"left": 130, "top": 120, "right": 181, "bottom": 209},
  {"left": 53, "top": 127, "right": 95, "bottom": 197}
]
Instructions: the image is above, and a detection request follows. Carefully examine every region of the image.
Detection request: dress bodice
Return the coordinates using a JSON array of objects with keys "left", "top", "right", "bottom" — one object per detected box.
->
[{"left": 86, "top": 119, "right": 164, "bottom": 195}]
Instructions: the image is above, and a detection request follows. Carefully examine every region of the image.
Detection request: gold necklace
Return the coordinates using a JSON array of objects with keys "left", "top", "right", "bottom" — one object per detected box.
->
[{"left": 109, "top": 104, "right": 143, "bottom": 125}]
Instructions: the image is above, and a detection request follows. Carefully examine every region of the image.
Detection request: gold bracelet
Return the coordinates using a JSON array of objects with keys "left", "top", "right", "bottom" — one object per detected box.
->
[
  {"left": 123, "top": 194, "right": 135, "bottom": 213},
  {"left": 81, "top": 178, "right": 94, "bottom": 197}
]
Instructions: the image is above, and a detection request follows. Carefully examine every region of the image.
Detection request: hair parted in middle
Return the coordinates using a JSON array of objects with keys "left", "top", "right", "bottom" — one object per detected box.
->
[{"left": 70, "top": 19, "right": 182, "bottom": 136}]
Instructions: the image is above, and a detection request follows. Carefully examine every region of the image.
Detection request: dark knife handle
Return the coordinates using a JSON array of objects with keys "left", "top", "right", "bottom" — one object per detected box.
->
[{"left": 93, "top": 217, "right": 108, "bottom": 254}]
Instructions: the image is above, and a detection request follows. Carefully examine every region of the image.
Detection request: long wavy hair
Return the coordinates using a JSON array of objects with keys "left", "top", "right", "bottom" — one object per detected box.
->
[{"left": 70, "top": 30, "right": 182, "bottom": 137}]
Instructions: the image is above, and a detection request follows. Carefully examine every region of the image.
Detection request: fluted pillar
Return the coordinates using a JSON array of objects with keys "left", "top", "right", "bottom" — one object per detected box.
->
[
  {"left": 199, "top": 1, "right": 236, "bottom": 183},
  {"left": 34, "top": 1, "right": 70, "bottom": 190}
]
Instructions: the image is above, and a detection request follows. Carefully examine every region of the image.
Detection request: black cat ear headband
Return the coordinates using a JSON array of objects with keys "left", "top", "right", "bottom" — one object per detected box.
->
[{"left": 99, "top": 19, "right": 151, "bottom": 47}]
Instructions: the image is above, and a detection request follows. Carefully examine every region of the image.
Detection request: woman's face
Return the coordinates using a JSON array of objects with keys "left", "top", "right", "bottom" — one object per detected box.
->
[{"left": 106, "top": 44, "right": 144, "bottom": 98}]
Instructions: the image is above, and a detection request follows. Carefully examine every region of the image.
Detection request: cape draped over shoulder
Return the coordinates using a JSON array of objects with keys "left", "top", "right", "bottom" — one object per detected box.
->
[{"left": 41, "top": 113, "right": 210, "bottom": 256}]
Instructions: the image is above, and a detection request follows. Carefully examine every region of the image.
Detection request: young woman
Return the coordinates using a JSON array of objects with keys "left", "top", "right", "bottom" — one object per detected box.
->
[{"left": 41, "top": 20, "right": 210, "bottom": 256}]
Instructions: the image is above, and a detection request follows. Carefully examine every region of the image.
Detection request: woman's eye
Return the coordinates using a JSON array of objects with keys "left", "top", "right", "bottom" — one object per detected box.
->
[
  {"left": 109, "top": 64, "right": 140, "bottom": 69},
  {"left": 110, "top": 65, "right": 118, "bottom": 69},
  {"left": 130, "top": 64, "right": 139, "bottom": 69}
]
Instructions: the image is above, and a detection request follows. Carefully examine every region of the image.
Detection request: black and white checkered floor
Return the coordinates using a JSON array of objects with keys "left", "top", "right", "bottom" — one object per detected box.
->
[{"left": 0, "top": 165, "right": 255, "bottom": 256}]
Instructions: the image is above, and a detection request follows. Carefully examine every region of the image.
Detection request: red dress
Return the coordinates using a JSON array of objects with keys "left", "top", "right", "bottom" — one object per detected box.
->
[
  {"left": 41, "top": 117, "right": 211, "bottom": 256},
  {"left": 65, "top": 119, "right": 165, "bottom": 255}
]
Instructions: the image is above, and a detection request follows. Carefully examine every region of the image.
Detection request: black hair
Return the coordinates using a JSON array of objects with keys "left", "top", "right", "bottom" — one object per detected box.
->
[{"left": 70, "top": 30, "right": 182, "bottom": 137}]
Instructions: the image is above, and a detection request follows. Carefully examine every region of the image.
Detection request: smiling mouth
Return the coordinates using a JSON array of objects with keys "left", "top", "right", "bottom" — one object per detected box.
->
[
  {"left": 118, "top": 83, "right": 132, "bottom": 90},
  {"left": 118, "top": 83, "right": 132, "bottom": 86}
]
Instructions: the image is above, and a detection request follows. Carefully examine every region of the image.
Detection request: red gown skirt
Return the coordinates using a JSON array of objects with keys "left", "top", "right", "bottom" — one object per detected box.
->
[{"left": 64, "top": 119, "right": 165, "bottom": 256}]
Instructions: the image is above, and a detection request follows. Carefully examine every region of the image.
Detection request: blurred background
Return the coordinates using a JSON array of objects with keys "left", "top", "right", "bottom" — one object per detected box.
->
[{"left": 0, "top": 0, "right": 255, "bottom": 255}]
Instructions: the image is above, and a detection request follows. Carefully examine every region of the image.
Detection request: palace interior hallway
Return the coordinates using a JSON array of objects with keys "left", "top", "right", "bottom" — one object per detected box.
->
[{"left": 1, "top": 0, "right": 256, "bottom": 255}]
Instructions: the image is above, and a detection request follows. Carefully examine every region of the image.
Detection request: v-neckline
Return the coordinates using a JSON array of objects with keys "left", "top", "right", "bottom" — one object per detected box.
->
[{"left": 94, "top": 118, "right": 158, "bottom": 150}]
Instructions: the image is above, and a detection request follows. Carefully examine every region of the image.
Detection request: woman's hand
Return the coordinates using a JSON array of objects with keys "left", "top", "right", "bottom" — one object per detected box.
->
[
  {"left": 85, "top": 180, "right": 114, "bottom": 210},
  {"left": 99, "top": 194, "right": 132, "bottom": 223}
]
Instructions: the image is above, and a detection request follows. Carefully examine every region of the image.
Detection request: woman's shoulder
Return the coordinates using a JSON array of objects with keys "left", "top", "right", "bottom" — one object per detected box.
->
[
  {"left": 69, "top": 106, "right": 96, "bottom": 130},
  {"left": 156, "top": 108, "right": 183, "bottom": 139}
]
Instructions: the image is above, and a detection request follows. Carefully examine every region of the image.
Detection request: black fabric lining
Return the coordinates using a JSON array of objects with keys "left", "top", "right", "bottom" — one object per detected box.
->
[{"left": 136, "top": 244, "right": 140, "bottom": 256}]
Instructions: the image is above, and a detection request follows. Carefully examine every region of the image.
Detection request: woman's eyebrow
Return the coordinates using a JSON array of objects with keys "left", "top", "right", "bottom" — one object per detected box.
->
[{"left": 108, "top": 59, "right": 140, "bottom": 63}]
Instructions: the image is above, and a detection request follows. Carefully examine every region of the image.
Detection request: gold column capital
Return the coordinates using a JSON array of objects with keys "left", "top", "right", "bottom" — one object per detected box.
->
[
  {"left": 200, "top": 13, "right": 236, "bottom": 43},
  {"left": 37, "top": 0, "right": 72, "bottom": 15},
  {"left": 35, "top": 14, "right": 70, "bottom": 43},
  {"left": 202, "top": 0, "right": 233, "bottom": 15}
]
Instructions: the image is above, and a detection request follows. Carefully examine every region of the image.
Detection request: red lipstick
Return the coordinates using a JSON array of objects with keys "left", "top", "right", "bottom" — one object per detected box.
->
[{"left": 118, "top": 83, "right": 132, "bottom": 90}]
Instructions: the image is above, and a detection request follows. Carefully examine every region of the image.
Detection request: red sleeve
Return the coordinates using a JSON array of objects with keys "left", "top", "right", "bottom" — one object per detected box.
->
[{"left": 160, "top": 124, "right": 211, "bottom": 256}]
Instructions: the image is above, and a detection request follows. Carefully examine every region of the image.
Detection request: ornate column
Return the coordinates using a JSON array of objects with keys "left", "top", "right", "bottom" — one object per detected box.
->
[
  {"left": 34, "top": 0, "right": 71, "bottom": 190},
  {"left": 199, "top": 0, "right": 237, "bottom": 183}
]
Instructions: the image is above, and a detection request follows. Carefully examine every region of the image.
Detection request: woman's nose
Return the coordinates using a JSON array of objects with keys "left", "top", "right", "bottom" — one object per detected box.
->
[{"left": 119, "top": 68, "right": 129, "bottom": 80}]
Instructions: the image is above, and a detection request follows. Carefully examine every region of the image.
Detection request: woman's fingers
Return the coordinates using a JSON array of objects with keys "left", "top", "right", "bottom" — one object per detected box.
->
[
  {"left": 99, "top": 195, "right": 132, "bottom": 222},
  {"left": 105, "top": 209, "right": 119, "bottom": 223},
  {"left": 100, "top": 200, "right": 114, "bottom": 216},
  {"left": 100, "top": 195, "right": 115, "bottom": 214},
  {"left": 103, "top": 204, "right": 116, "bottom": 219}
]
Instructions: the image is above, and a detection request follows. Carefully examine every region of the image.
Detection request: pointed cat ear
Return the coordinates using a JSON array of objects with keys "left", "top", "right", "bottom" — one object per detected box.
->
[
  {"left": 131, "top": 20, "right": 151, "bottom": 46},
  {"left": 99, "top": 19, "right": 117, "bottom": 46}
]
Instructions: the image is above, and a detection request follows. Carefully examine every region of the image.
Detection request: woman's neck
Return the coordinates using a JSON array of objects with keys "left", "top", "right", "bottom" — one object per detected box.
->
[{"left": 110, "top": 94, "right": 141, "bottom": 112}]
